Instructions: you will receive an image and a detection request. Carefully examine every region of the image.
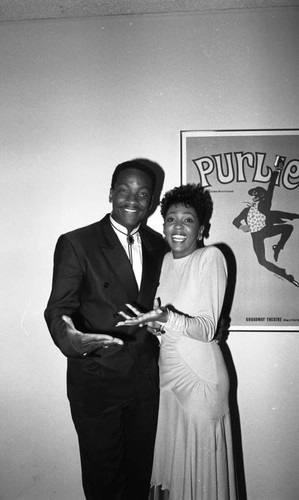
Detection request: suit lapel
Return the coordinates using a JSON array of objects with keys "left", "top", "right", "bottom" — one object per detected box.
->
[{"left": 138, "top": 227, "right": 160, "bottom": 309}]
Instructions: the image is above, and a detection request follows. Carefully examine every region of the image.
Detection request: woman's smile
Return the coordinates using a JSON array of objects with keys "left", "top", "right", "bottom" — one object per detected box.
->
[{"left": 171, "top": 234, "right": 187, "bottom": 242}]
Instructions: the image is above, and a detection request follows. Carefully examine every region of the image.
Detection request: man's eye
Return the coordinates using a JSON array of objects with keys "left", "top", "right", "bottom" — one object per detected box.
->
[{"left": 138, "top": 191, "right": 149, "bottom": 198}]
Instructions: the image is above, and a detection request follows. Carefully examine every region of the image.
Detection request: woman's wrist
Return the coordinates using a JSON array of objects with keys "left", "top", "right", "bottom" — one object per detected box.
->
[{"left": 156, "top": 307, "right": 169, "bottom": 324}]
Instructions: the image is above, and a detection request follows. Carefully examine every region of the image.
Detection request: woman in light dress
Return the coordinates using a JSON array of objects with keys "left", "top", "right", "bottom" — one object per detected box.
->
[{"left": 117, "top": 184, "right": 237, "bottom": 500}]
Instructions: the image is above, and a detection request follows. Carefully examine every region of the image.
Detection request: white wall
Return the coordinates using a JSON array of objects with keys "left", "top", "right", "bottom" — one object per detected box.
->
[{"left": 1, "top": 7, "right": 299, "bottom": 499}]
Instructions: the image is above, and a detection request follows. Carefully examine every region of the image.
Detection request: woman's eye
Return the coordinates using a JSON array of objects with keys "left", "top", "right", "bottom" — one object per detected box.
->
[{"left": 138, "top": 191, "right": 149, "bottom": 198}]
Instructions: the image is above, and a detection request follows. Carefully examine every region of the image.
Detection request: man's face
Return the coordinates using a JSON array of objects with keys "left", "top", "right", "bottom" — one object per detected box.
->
[
  {"left": 109, "top": 168, "right": 153, "bottom": 231},
  {"left": 250, "top": 189, "right": 265, "bottom": 203}
]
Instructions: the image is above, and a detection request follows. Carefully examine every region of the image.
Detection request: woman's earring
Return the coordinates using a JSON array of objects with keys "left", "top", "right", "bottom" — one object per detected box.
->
[{"left": 197, "top": 225, "right": 204, "bottom": 241}]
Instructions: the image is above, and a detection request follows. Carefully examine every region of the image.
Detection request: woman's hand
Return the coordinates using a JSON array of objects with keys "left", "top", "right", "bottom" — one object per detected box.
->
[
  {"left": 146, "top": 321, "right": 166, "bottom": 335},
  {"left": 61, "top": 315, "right": 123, "bottom": 357},
  {"left": 116, "top": 303, "right": 168, "bottom": 331}
]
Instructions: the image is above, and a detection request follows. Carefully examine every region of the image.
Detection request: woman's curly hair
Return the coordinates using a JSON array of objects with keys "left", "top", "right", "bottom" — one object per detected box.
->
[{"left": 160, "top": 184, "right": 213, "bottom": 238}]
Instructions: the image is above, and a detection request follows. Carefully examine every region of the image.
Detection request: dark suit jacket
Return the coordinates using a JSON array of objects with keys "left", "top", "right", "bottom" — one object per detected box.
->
[{"left": 45, "top": 214, "right": 165, "bottom": 409}]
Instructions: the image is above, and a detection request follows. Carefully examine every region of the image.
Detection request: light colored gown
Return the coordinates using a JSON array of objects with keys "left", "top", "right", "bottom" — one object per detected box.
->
[{"left": 150, "top": 246, "right": 237, "bottom": 500}]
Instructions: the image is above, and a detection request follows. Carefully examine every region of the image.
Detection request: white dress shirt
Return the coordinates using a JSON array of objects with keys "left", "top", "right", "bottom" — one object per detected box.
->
[{"left": 110, "top": 215, "right": 143, "bottom": 288}]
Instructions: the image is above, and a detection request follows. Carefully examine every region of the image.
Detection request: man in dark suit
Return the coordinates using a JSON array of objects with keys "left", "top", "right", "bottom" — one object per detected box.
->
[{"left": 45, "top": 160, "right": 165, "bottom": 500}]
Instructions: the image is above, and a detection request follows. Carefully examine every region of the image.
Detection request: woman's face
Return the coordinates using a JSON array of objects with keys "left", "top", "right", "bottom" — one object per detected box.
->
[{"left": 163, "top": 203, "right": 203, "bottom": 259}]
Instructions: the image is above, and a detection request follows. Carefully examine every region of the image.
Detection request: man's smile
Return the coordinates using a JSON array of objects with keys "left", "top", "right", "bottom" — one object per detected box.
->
[{"left": 124, "top": 207, "right": 138, "bottom": 213}]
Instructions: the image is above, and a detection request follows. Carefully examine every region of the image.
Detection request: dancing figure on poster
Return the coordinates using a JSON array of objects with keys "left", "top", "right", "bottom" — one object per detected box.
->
[{"left": 232, "top": 156, "right": 299, "bottom": 288}]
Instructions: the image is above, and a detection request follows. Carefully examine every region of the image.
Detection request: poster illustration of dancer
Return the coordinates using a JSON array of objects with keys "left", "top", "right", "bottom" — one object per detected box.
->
[{"left": 181, "top": 129, "right": 299, "bottom": 330}]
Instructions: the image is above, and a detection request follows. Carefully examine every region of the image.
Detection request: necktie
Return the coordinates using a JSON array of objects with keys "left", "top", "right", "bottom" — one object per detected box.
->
[{"left": 127, "top": 234, "right": 134, "bottom": 266}]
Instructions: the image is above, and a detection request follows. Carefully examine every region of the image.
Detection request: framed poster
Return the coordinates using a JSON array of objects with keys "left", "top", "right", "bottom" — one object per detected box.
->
[{"left": 181, "top": 129, "right": 299, "bottom": 330}]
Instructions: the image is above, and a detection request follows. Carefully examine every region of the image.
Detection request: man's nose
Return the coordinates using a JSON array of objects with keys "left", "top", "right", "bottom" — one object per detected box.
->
[{"left": 126, "top": 192, "right": 138, "bottom": 204}]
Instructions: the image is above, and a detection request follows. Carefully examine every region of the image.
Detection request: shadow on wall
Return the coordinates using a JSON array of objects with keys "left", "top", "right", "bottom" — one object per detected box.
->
[
  {"left": 134, "top": 157, "right": 165, "bottom": 222},
  {"left": 215, "top": 243, "right": 247, "bottom": 500}
]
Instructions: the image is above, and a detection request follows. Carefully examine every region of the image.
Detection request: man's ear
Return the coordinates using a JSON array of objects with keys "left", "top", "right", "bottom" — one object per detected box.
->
[{"left": 109, "top": 189, "right": 113, "bottom": 203}]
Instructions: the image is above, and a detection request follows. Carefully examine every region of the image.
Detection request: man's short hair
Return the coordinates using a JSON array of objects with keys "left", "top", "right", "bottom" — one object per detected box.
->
[{"left": 111, "top": 160, "right": 156, "bottom": 191}]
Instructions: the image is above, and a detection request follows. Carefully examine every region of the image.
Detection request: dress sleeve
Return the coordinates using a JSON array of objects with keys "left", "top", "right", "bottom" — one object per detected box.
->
[{"left": 163, "top": 247, "right": 227, "bottom": 342}]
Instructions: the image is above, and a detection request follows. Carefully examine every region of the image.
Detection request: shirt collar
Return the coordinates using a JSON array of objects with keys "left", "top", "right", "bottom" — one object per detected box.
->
[{"left": 110, "top": 214, "right": 140, "bottom": 236}]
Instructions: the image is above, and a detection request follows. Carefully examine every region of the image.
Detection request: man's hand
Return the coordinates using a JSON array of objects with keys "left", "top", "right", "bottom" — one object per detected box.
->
[
  {"left": 274, "top": 156, "right": 285, "bottom": 171},
  {"left": 214, "top": 316, "right": 230, "bottom": 344},
  {"left": 240, "top": 224, "right": 250, "bottom": 232},
  {"left": 61, "top": 315, "right": 123, "bottom": 357}
]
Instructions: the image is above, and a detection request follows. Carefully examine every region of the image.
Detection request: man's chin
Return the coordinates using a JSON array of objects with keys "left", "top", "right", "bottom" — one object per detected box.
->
[
  {"left": 122, "top": 214, "right": 143, "bottom": 229},
  {"left": 112, "top": 209, "right": 146, "bottom": 230}
]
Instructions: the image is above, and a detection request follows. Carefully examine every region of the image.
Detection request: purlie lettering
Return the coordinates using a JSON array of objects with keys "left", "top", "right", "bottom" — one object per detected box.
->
[{"left": 192, "top": 152, "right": 299, "bottom": 190}]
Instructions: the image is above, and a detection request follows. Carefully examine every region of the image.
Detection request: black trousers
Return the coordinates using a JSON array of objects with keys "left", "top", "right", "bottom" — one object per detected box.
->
[{"left": 70, "top": 361, "right": 159, "bottom": 500}]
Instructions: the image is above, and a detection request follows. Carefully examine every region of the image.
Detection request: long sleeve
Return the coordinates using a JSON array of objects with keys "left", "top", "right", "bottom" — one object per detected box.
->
[
  {"left": 162, "top": 247, "right": 227, "bottom": 342},
  {"left": 44, "top": 234, "right": 85, "bottom": 353}
]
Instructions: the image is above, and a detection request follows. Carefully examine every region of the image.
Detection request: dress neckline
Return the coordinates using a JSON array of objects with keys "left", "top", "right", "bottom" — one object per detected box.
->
[{"left": 170, "top": 247, "right": 205, "bottom": 264}]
